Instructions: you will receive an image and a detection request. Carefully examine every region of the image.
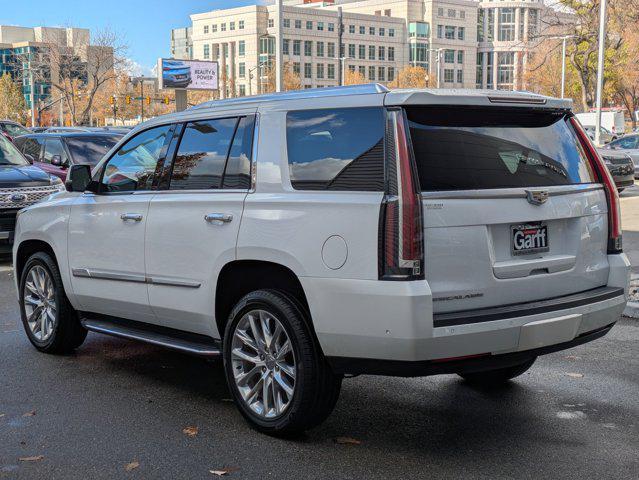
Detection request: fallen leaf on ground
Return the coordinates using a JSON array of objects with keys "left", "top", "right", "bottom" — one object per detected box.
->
[
  {"left": 564, "top": 355, "right": 581, "bottom": 360},
  {"left": 334, "top": 436, "right": 361, "bottom": 445},
  {"left": 22, "top": 410, "right": 36, "bottom": 417},
  {"left": 124, "top": 461, "right": 140, "bottom": 471},
  {"left": 566, "top": 372, "right": 584, "bottom": 378},
  {"left": 19, "top": 455, "right": 44, "bottom": 462},
  {"left": 0, "top": 413, "right": 5, "bottom": 418},
  {"left": 209, "top": 467, "right": 239, "bottom": 476},
  {"left": 183, "top": 426, "right": 198, "bottom": 437}
]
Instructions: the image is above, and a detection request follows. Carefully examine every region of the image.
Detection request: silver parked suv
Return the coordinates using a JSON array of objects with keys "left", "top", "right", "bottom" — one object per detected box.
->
[{"left": 13, "top": 85, "right": 630, "bottom": 435}]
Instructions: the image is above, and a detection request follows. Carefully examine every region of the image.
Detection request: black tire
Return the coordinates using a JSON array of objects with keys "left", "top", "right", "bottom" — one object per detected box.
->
[
  {"left": 223, "top": 290, "right": 342, "bottom": 436},
  {"left": 19, "top": 252, "right": 87, "bottom": 354},
  {"left": 458, "top": 357, "right": 536, "bottom": 386}
]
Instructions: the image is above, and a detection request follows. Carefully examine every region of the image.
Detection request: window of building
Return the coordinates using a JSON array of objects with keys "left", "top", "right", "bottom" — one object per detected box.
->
[
  {"left": 283, "top": 18, "right": 290, "bottom": 28},
  {"left": 358, "top": 65, "right": 366, "bottom": 77},
  {"left": 388, "top": 46, "right": 395, "bottom": 61},
  {"left": 445, "top": 26, "right": 456, "bottom": 39},
  {"left": 203, "top": 44, "right": 210, "bottom": 59},
  {"left": 348, "top": 64, "right": 355, "bottom": 73},
  {"left": 378, "top": 66, "right": 385, "bottom": 81},
  {"left": 410, "top": 43, "right": 429, "bottom": 68},
  {"left": 486, "top": 51, "right": 494, "bottom": 88},
  {"left": 238, "top": 40, "right": 245, "bottom": 56},
  {"left": 349, "top": 25, "right": 355, "bottom": 34},
  {"left": 348, "top": 44, "right": 356, "bottom": 58},
  {"left": 444, "top": 49, "right": 455, "bottom": 63},
  {"left": 437, "top": 25, "right": 443, "bottom": 38},
  {"left": 328, "top": 63, "right": 335, "bottom": 79},
  {"left": 318, "top": 22, "right": 324, "bottom": 31},
  {"left": 448, "top": 9, "right": 456, "bottom": 18},
  {"left": 438, "top": 7, "right": 444, "bottom": 16},
  {"left": 203, "top": 25, "right": 209, "bottom": 34},
  {"left": 458, "top": 26, "right": 465, "bottom": 40},
  {"left": 317, "top": 41, "right": 324, "bottom": 57},
  {"left": 460, "top": 11, "right": 465, "bottom": 19},
  {"left": 359, "top": 26, "right": 365, "bottom": 34},
  {"left": 476, "top": 52, "right": 484, "bottom": 88},
  {"left": 328, "top": 23, "right": 335, "bottom": 32},
  {"left": 304, "top": 62, "right": 312, "bottom": 79},
  {"left": 477, "top": 10, "right": 485, "bottom": 42},
  {"left": 306, "top": 21, "right": 313, "bottom": 30},
  {"left": 369, "top": 26, "right": 375, "bottom": 35},
  {"left": 239, "top": 84, "right": 246, "bottom": 96},
  {"left": 293, "top": 40, "right": 301, "bottom": 56},
  {"left": 317, "top": 63, "right": 324, "bottom": 79},
  {"left": 328, "top": 42, "right": 335, "bottom": 58},
  {"left": 409, "top": 21, "right": 429, "bottom": 38},
  {"left": 304, "top": 40, "right": 312, "bottom": 56},
  {"left": 368, "top": 65, "right": 375, "bottom": 80},
  {"left": 457, "top": 50, "right": 464, "bottom": 64},
  {"left": 286, "top": 108, "right": 385, "bottom": 191},
  {"left": 388, "top": 66, "right": 395, "bottom": 82},
  {"left": 100, "top": 125, "right": 172, "bottom": 192},
  {"left": 358, "top": 44, "right": 366, "bottom": 59},
  {"left": 369, "top": 45, "right": 376, "bottom": 60},
  {"left": 456, "top": 69, "right": 463, "bottom": 83},
  {"left": 487, "top": 9, "right": 494, "bottom": 41},
  {"left": 444, "top": 68, "right": 454, "bottom": 83},
  {"left": 212, "top": 24, "right": 218, "bottom": 33},
  {"left": 230, "top": 21, "right": 236, "bottom": 30},
  {"left": 283, "top": 39, "right": 290, "bottom": 55},
  {"left": 221, "top": 23, "right": 226, "bottom": 32},
  {"left": 239, "top": 20, "right": 245, "bottom": 29},
  {"left": 295, "top": 19, "right": 302, "bottom": 29},
  {"left": 293, "top": 62, "right": 300, "bottom": 74},
  {"left": 375, "top": 10, "right": 381, "bottom": 16},
  {"left": 239, "top": 62, "right": 246, "bottom": 78},
  {"left": 389, "top": 28, "right": 395, "bottom": 37},
  {"left": 379, "top": 27, "right": 385, "bottom": 36},
  {"left": 528, "top": 9, "right": 539, "bottom": 39},
  {"left": 378, "top": 46, "right": 385, "bottom": 60},
  {"left": 497, "top": 51, "right": 515, "bottom": 88},
  {"left": 499, "top": 8, "right": 515, "bottom": 41}
]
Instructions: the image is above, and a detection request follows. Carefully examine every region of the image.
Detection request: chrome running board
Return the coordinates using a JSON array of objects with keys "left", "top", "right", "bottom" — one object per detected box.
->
[{"left": 80, "top": 315, "right": 221, "bottom": 357}]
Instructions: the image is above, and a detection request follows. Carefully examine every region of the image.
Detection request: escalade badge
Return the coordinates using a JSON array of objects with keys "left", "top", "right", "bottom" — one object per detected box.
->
[
  {"left": 525, "top": 190, "right": 549, "bottom": 206},
  {"left": 10, "top": 193, "right": 27, "bottom": 203}
]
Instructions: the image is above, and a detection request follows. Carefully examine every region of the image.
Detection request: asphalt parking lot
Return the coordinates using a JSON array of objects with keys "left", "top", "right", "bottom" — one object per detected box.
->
[{"left": 1, "top": 188, "right": 638, "bottom": 479}]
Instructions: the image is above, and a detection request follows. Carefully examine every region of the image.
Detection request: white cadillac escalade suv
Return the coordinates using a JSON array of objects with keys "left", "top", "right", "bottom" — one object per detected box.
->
[{"left": 13, "top": 85, "right": 630, "bottom": 436}]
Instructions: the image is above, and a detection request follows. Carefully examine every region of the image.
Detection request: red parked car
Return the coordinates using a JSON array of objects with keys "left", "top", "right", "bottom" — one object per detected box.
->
[{"left": 13, "top": 132, "right": 123, "bottom": 180}]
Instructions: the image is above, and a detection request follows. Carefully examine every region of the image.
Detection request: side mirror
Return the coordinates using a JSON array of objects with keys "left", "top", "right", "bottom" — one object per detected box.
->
[
  {"left": 24, "top": 154, "right": 34, "bottom": 164},
  {"left": 65, "top": 164, "right": 97, "bottom": 193},
  {"left": 51, "top": 155, "right": 63, "bottom": 166}
]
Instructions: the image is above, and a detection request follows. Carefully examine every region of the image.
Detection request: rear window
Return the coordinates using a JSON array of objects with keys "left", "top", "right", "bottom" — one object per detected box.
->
[
  {"left": 66, "top": 135, "right": 121, "bottom": 165},
  {"left": 405, "top": 107, "right": 596, "bottom": 191},
  {"left": 286, "top": 107, "right": 385, "bottom": 191}
]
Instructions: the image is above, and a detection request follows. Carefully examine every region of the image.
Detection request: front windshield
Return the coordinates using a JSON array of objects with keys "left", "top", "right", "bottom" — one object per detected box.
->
[
  {"left": 0, "top": 134, "right": 28, "bottom": 166},
  {"left": 4, "top": 123, "right": 30, "bottom": 137}
]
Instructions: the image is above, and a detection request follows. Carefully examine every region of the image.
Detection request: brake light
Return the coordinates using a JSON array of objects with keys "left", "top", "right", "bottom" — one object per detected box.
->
[
  {"left": 569, "top": 116, "right": 622, "bottom": 253},
  {"left": 379, "top": 109, "right": 424, "bottom": 280}
]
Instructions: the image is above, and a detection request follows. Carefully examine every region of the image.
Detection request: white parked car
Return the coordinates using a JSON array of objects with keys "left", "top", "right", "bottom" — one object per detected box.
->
[{"left": 13, "top": 85, "right": 630, "bottom": 436}]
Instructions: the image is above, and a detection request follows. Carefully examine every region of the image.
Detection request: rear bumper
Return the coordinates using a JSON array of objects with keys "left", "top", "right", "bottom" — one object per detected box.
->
[{"left": 303, "top": 253, "right": 630, "bottom": 373}]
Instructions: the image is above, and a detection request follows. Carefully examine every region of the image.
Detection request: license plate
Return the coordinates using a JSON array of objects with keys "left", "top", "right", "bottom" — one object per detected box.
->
[{"left": 511, "top": 223, "right": 549, "bottom": 256}]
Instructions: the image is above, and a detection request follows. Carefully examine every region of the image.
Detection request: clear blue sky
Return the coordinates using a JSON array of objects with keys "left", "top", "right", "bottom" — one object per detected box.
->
[{"left": 0, "top": 0, "right": 253, "bottom": 74}]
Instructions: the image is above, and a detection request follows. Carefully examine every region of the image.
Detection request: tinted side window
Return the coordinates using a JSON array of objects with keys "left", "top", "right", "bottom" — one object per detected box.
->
[
  {"left": 18, "top": 137, "right": 44, "bottom": 160},
  {"left": 223, "top": 116, "right": 255, "bottom": 189},
  {"left": 286, "top": 107, "right": 385, "bottom": 191},
  {"left": 43, "top": 139, "right": 69, "bottom": 165},
  {"left": 101, "top": 125, "right": 171, "bottom": 192},
  {"left": 170, "top": 118, "right": 237, "bottom": 190}
]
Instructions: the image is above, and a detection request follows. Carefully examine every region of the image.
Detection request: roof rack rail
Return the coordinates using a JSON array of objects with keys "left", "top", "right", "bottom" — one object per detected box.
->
[{"left": 190, "top": 83, "right": 389, "bottom": 110}]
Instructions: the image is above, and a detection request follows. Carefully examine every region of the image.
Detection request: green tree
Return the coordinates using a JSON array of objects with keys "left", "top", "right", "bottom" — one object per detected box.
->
[{"left": 0, "top": 73, "right": 27, "bottom": 123}]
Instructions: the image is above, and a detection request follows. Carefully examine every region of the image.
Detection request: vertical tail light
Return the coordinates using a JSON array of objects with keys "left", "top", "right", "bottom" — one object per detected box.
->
[
  {"left": 569, "top": 116, "right": 622, "bottom": 253},
  {"left": 379, "top": 109, "right": 424, "bottom": 280}
]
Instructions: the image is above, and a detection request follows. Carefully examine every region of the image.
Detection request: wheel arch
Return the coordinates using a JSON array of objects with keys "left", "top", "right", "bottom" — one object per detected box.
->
[
  {"left": 15, "top": 239, "right": 59, "bottom": 283},
  {"left": 215, "top": 260, "right": 315, "bottom": 343}
]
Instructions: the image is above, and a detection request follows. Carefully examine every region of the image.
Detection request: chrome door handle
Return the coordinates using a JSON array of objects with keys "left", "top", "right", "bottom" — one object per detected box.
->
[
  {"left": 120, "top": 213, "right": 143, "bottom": 222},
  {"left": 204, "top": 213, "right": 233, "bottom": 224}
]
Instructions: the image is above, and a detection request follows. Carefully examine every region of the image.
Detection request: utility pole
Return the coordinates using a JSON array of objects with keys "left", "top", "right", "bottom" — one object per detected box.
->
[
  {"left": 337, "top": 7, "right": 343, "bottom": 86},
  {"left": 140, "top": 80, "right": 145, "bottom": 122},
  {"left": 29, "top": 68, "right": 36, "bottom": 127},
  {"left": 594, "top": 0, "right": 607, "bottom": 146},
  {"left": 275, "top": 0, "right": 283, "bottom": 92},
  {"left": 560, "top": 37, "right": 567, "bottom": 99}
]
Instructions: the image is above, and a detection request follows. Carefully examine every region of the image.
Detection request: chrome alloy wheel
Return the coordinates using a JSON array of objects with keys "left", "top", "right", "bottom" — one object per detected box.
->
[
  {"left": 231, "top": 309, "right": 296, "bottom": 419},
  {"left": 23, "top": 265, "right": 57, "bottom": 342}
]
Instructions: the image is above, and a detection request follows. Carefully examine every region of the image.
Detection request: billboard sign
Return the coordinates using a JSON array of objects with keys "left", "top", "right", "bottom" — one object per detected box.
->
[{"left": 158, "top": 58, "right": 218, "bottom": 91}]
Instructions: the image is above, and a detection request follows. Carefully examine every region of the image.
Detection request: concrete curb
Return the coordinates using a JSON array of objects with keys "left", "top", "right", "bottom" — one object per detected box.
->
[
  {"left": 623, "top": 301, "right": 639, "bottom": 318},
  {"left": 622, "top": 274, "right": 639, "bottom": 319}
]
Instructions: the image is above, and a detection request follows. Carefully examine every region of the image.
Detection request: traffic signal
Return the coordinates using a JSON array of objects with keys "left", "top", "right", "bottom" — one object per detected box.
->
[
  {"left": 125, "top": 95, "right": 131, "bottom": 105},
  {"left": 146, "top": 96, "right": 151, "bottom": 105},
  {"left": 163, "top": 97, "right": 169, "bottom": 105},
  {"left": 109, "top": 96, "right": 115, "bottom": 105}
]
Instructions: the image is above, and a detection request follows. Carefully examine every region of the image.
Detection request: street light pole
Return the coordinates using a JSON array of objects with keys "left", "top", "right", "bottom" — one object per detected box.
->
[
  {"left": 594, "top": 0, "right": 607, "bottom": 146},
  {"left": 560, "top": 36, "right": 567, "bottom": 99},
  {"left": 275, "top": 0, "right": 283, "bottom": 92}
]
